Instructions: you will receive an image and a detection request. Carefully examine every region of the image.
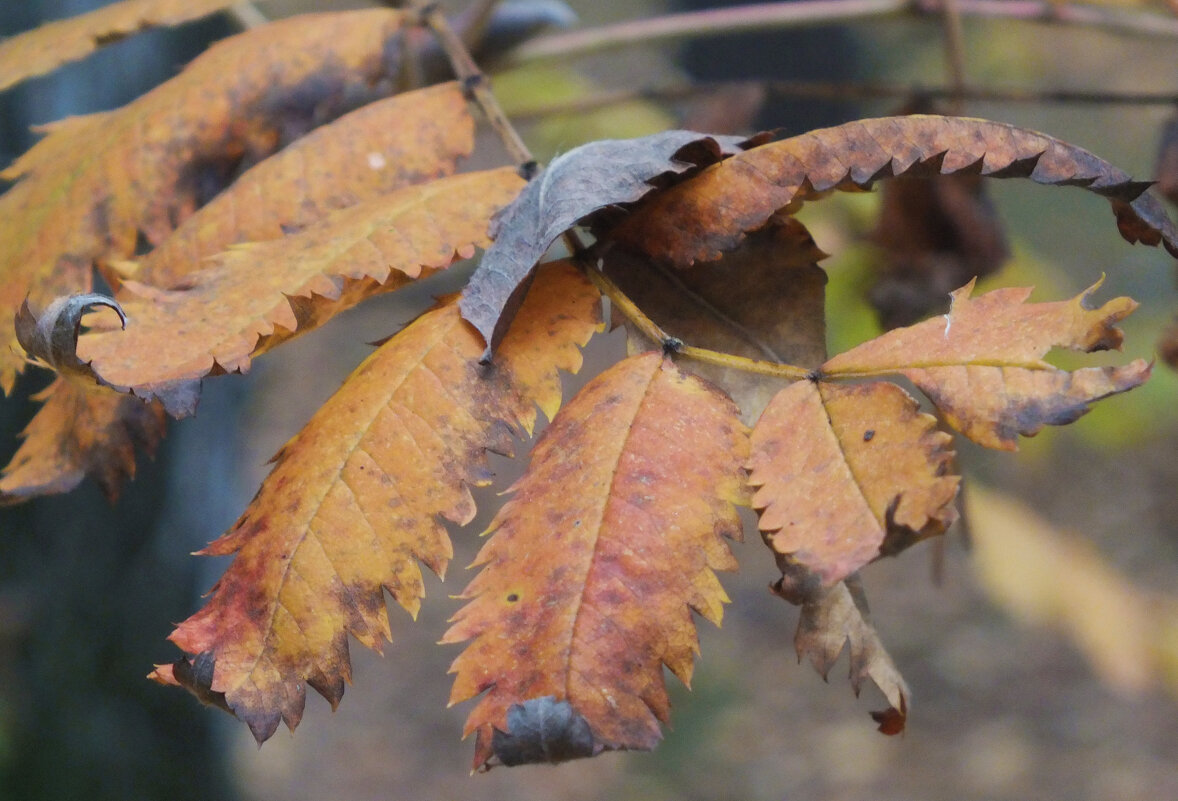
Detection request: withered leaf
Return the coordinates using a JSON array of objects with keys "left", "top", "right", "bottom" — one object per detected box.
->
[
  {"left": 748, "top": 379, "right": 958, "bottom": 585},
  {"left": 444, "top": 352, "right": 748, "bottom": 770},
  {"left": 15, "top": 293, "right": 126, "bottom": 382},
  {"left": 605, "top": 218, "right": 828, "bottom": 423},
  {"left": 459, "top": 130, "right": 752, "bottom": 357},
  {"left": 823, "top": 280, "right": 1151, "bottom": 450},
  {"left": 76, "top": 168, "right": 526, "bottom": 417},
  {"left": 164, "top": 262, "right": 601, "bottom": 743},
  {"left": 0, "top": 378, "right": 165, "bottom": 503},
  {"left": 0, "top": 0, "right": 248, "bottom": 92},
  {"left": 607, "top": 115, "right": 1178, "bottom": 266},
  {"left": 783, "top": 578, "right": 910, "bottom": 735},
  {"left": 0, "top": 8, "right": 409, "bottom": 392}
]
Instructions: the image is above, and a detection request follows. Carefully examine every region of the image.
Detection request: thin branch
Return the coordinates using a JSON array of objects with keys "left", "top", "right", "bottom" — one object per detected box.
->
[
  {"left": 582, "top": 261, "right": 810, "bottom": 381},
  {"left": 413, "top": 1, "right": 534, "bottom": 168},
  {"left": 227, "top": 2, "right": 268, "bottom": 30},
  {"left": 507, "top": 0, "right": 1178, "bottom": 66},
  {"left": 939, "top": 0, "right": 968, "bottom": 113},
  {"left": 505, "top": 79, "right": 1178, "bottom": 122}
]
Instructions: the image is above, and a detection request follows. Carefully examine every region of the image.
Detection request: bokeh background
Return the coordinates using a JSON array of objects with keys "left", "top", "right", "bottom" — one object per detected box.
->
[{"left": 2, "top": 1, "right": 1177, "bottom": 799}]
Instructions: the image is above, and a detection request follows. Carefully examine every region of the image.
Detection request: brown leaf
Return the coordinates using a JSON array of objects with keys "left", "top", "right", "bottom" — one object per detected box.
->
[
  {"left": 605, "top": 219, "right": 828, "bottom": 422},
  {"left": 164, "top": 262, "right": 601, "bottom": 743},
  {"left": 823, "top": 280, "right": 1151, "bottom": 449},
  {"left": 444, "top": 352, "right": 748, "bottom": 770},
  {"left": 15, "top": 293, "right": 126, "bottom": 382},
  {"left": 0, "top": 378, "right": 165, "bottom": 503},
  {"left": 0, "top": 0, "right": 244, "bottom": 92},
  {"left": 606, "top": 115, "right": 1178, "bottom": 266},
  {"left": 784, "top": 578, "right": 910, "bottom": 735},
  {"left": 869, "top": 171, "right": 1009, "bottom": 329},
  {"left": 459, "top": 130, "right": 752, "bottom": 357},
  {"left": 748, "top": 380, "right": 958, "bottom": 585},
  {"left": 76, "top": 168, "right": 526, "bottom": 417},
  {"left": 0, "top": 8, "right": 409, "bottom": 392}
]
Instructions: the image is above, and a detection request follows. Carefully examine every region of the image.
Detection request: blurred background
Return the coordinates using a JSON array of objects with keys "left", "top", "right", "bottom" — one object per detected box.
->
[{"left": 1, "top": 1, "right": 1177, "bottom": 799}]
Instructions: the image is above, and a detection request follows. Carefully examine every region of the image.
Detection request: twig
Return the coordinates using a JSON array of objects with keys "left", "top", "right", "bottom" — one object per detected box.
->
[
  {"left": 582, "top": 262, "right": 811, "bottom": 381},
  {"left": 939, "top": 0, "right": 968, "bottom": 113},
  {"left": 459, "top": 0, "right": 503, "bottom": 52},
  {"left": 505, "top": 79, "right": 1178, "bottom": 122},
  {"left": 507, "top": 0, "right": 1178, "bottom": 65},
  {"left": 227, "top": 2, "right": 268, "bottom": 30},
  {"left": 414, "top": 1, "right": 534, "bottom": 169}
]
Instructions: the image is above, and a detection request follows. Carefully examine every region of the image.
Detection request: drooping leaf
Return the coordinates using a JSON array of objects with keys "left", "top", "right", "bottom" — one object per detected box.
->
[
  {"left": 605, "top": 115, "right": 1178, "bottom": 266},
  {"left": 0, "top": 378, "right": 164, "bottom": 503},
  {"left": 748, "top": 379, "right": 958, "bottom": 585},
  {"left": 162, "top": 261, "right": 601, "bottom": 743},
  {"left": 444, "top": 351, "right": 748, "bottom": 770},
  {"left": 0, "top": 0, "right": 248, "bottom": 92},
  {"left": 136, "top": 81, "right": 477, "bottom": 288},
  {"left": 604, "top": 219, "right": 828, "bottom": 422},
  {"left": 75, "top": 168, "right": 526, "bottom": 417},
  {"left": 0, "top": 8, "right": 409, "bottom": 392},
  {"left": 823, "top": 280, "right": 1151, "bottom": 450},
  {"left": 775, "top": 576, "right": 910, "bottom": 735},
  {"left": 459, "top": 130, "right": 752, "bottom": 357},
  {"left": 0, "top": 82, "right": 475, "bottom": 503}
]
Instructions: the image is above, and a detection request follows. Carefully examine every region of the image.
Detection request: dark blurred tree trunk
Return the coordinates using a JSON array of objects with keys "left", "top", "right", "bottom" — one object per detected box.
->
[{"left": 0, "top": 4, "right": 241, "bottom": 800}]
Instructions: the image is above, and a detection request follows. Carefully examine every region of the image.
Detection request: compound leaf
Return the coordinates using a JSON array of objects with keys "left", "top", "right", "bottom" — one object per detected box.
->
[{"left": 159, "top": 261, "right": 601, "bottom": 743}]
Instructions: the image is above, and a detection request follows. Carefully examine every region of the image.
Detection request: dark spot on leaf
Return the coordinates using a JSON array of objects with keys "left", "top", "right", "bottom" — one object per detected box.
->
[
  {"left": 863, "top": 429, "right": 875, "bottom": 442},
  {"left": 491, "top": 696, "right": 596, "bottom": 766},
  {"left": 506, "top": 593, "right": 519, "bottom": 603}
]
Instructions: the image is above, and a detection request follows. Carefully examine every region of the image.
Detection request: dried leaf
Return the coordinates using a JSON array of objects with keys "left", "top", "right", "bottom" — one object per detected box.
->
[
  {"left": 0, "top": 0, "right": 244, "bottom": 92},
  {"left": 164, "top": 262, "right": 601, "bottom": 743},
  {"left": 0, "top": 8, "right": 408, "bottom": 392},
  {"left": 0, "top": 378, "right": 165, "bottom": 503},
  {"left": 459, "top": 130, "right": 752, "bottom": 357},
  {"left": 605, "top": 219, "right": 828, "bottom": 422},
  {"left": 869, "top": 172, "right": 1009, "bottom": 329},
  {"left": 444, "top": 352, "right": 748, "bottom": 770},
  {"left": 76, "top": 168, "right": 526, "bottom": 417},
  {"left": 607, "top": 115, "right": 1178, "bottom": 266},
  {"left": 783, "top": 578, "right": 910, "bottom": 734},
  {"left": 748, "top": 380, "right": 958, "bottom": 585},
  {"left": 15, "top": 293, "right": 126, "bottom": 381},
  {"left": 823, "top": 280, "right": 1151, "bottom": 450}
]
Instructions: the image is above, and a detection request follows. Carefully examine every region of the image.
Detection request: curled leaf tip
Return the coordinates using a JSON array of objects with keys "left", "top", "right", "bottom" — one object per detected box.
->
[{"left": 16, "top": 292, "right": 127, "bottom": 378}]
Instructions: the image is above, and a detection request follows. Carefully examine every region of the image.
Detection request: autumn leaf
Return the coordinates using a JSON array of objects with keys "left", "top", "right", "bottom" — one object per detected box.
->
[
  {"left": 444, "top": 351, "right": 748, "bottom": 770},
  {"left": 0, "top": 82, "right": 475, "bottom": 502},
  {"left": 459, "top": 130, "right": 753, "bottom": 356},
  {"left": 0, "top": 0, "right": 248, "bottom": 92},
  {"left": 822, "top": 280, "right": 1151, "bottom": 450},
  {"left": 604, "top": 219, "right": 828, "bottom": 422},
  {"left": 778, "top": 577, "right": 910, "bottom": 735},
  {"left": 134, "top": 81, "right": 477, "bottom": 288},
  {"left": 0, "top": 8, "right": 409, "bottom": 392},
  {"left": 606, "top": 115, "right": 1178, "bottom": 266},
  {"left": 748, "top": 380, "right": 958, "bottom": 585},
  {"left": 159, "top": 262, "right": 601, "bottom": 743},
  {"left": 0, "top": 378, "right": 165, "bottom": 503},
  {"left": 74, "top": 168, "right": 526, "bottom": 417}
]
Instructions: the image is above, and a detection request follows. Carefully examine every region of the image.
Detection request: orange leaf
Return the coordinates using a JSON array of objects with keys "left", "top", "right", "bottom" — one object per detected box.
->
[
  {"left": 607, "top": 115, "right": 1178, "bottom": 266},
  {"left": 748, "top": 380, "right": 958, "bottom": 585},
  {"left": 823, "top": 280, "right": 1151, "bottom": 449},
  {"left": 0, "top": 8, "right": 408, "bottom": 392},
  {"left": 76, "top": 168, "right": 526, "bottom": 417},
  {"left": 444, "top": 352, "right": 749, "bottom": 769},
  {"left": 0, "top": 0, "right": 245, "bottom": 92},
  {"left": 0, "top": 378, "right": 164, "bottom": 503},
  {"left": 137, "top": 81, "right": 476, "bottom": 288},
  {"left": 164, "top": 261, "right": 600, "bottom": 743}
]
